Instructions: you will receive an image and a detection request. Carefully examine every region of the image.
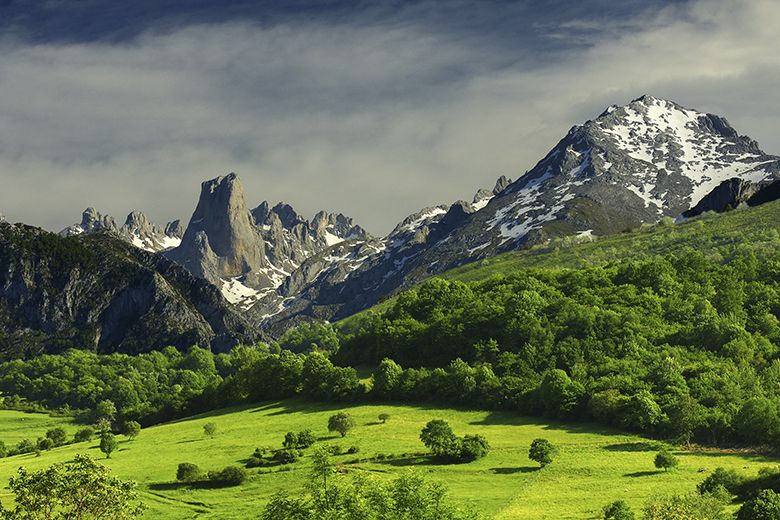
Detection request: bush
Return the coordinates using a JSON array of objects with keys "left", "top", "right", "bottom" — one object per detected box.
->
[
  {"left": 297, "top": 429, "right": 316, "bottom": 449},
  {"left": 698, "top": 467, "right": 744, "bottom": 494},
  {"left": 457, "top": 434, "right": 490, "bottom": 462},
  {"left": 45, "top": 427, "right": 68, "bottom": 446},
  {"left": 282, "top": 432, "right": 298, "bottom": 450},
  {"left": 15, "top": 439, "right": 35, "bottom": 455},
  {"left": 36, "top": 437, "right": 54, "bottom": 451},
  {"left": 379, "top": 413, "right": 390, "bottom": 423},
  {"left": 347, "top": 446, "right": 360, "bottom": 454},
  {"left": 737, "top": 489, "right": 780, "bottom": 520},
  {"left": 603, "top": 500, "right": 635, "bottom": 520},
  {"left": 203, "top": 422, "right": 217, "bottom": 437},
  {"left": 654, "top": 450, "right": 679, "bottom": 471},
  {"left": 209, "top": 466, "right": 246, "bottom": 486},
  {"left": 176, "top": 462, "right": 201, "bottom": 482},
  {"left": 529, "top": 438, "right": 556, "bottom": 467},
  {"left": 328, "top": 445, "right": 343, "bottom": 456},
  {"left": 74, "top": 426, "right": 95, "bottom": 443},
  {"left": 274, "top": 449, "right": 298, "bottom": 465}
]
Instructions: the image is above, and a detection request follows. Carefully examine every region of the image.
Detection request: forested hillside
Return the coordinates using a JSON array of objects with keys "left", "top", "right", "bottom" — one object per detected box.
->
[{"left": 0, "top": 203, "right": 779, "bottom": 449}]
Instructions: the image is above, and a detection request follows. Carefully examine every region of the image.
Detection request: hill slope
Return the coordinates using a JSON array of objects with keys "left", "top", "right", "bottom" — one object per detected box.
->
[{"left": 0, "top": 223, "right": 260, "bottom": 358}]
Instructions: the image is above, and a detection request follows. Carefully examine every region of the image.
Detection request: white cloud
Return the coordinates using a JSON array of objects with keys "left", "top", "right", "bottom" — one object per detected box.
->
[{"left": 0, "top": 0, "right": 778, "bottom": 235}]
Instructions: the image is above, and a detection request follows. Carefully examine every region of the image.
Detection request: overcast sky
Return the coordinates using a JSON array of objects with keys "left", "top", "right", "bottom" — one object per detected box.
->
[{"left": 0, "top": 0, "right": 778, "bottom": 235}]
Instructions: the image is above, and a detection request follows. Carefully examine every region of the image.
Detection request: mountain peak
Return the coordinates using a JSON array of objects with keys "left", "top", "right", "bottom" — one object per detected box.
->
[{"left": 167, "top": 173, "right": 267, "bottom": 283}]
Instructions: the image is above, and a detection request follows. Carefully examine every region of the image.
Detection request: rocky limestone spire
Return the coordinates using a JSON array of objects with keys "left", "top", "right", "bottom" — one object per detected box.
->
[{"left": 166, "top": 173, "right": 267, "bottom": 284}]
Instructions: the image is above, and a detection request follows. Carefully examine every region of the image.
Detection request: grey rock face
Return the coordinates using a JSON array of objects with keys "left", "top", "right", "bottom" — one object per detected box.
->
[
  {"left": 166, "top": 173, "right": 267, "bottom": 285},
  {"left": 684, "top": 177, "right": 780, "bottom": 217},
  {"left": 0, "top": 223, "right": 261, "bottom": 357}
]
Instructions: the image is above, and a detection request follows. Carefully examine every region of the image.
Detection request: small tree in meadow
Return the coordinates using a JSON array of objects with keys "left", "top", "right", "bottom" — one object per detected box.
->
[
  {"left": 100, "top": 432, "right": 118, "bottom": 459},
  {"left": 529, "top": 438, "right": 556, "bottom": 467},
  {"left": 297, "top": 430, "right": 316, "bottom": 449},
  {"left": 654, "top": 450, "right": 678, "bottom": 471},
  {"left": 420, "top": 420, "right": 457, "bottom": 458},
  {"left": 328, "top": 412, "right": 356, "bottom": 437},
  {"left": 123, "top": 421, "right": 141, "bottom": 441},
  {"left": 379, "top": 413, "right": 390, "bottom": 424},
  {"left": 203, "top": 422, "right": 217, "bottom": 438}
]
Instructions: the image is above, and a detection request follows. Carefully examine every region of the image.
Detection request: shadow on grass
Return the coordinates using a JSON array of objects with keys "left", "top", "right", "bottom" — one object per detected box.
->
[
  {"left": 624, "top": 470, "right": 663, "bottom": 477},
  {"left": 376, "top": 455, "right": 464, "bottom": 468},
  {"left": 603, "top": 441, "right": 663, "bottom": 452},
  {"left": 364, "top": 421, "right": 384, "bottom": 426},
  {"left": 148, "top": 481, "right": 241, "bottom": 491},
  {"left": 490, "top": 467, "right": 539, "bottom": 475}
]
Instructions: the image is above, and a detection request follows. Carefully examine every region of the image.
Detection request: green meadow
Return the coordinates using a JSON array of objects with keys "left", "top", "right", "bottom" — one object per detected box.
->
[{"left": 0, "top": 402, "right": 774, "bottom": 519}]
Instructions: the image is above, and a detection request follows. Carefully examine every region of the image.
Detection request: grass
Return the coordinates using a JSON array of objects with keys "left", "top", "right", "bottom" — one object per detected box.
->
[
  {"left": 0, "top": 401, "right": 774, "bottom": 519},
  {"left": 0, "top": 410, "right": 76, "bottom": 445}
]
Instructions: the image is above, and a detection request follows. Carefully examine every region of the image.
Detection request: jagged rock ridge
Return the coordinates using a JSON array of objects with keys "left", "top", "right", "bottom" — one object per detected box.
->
[{"left": 60, "top": 208, "right": 183, "bottom": 252}]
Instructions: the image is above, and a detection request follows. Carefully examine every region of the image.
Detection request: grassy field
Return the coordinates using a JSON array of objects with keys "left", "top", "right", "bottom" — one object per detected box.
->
[
  {"left": 0, "top": 402, "right": 774, "bottom": 519},
  {"left": 0, "top": 410, "right": 76, "bottom": 445}
]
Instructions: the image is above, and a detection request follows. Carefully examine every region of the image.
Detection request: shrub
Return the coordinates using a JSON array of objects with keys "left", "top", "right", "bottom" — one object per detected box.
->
[
  {"left": 209, "top": 466, "right": 246, "bottom": 486},
  {"left": 74, "top": 426, "right": 95, "bottom": 443},
  {"left": 379, "top": 413, "right": 390, "bottom": 423},
  {"left": 654, "top": 450, "right": 678, "bottom": 471},
  {"left": 643, "top": 493, "right": 724, "bottom": 518},
  {"left": 203, "top": 422, "right": 217, "bottom": 437},
  {"left": 698, "top": 467, "right": 744, "bottom": 494},
  {"left": 297, "top": 430, "right": 316, "bottom": 449},
  {"left": 176, "top": 462, "right": 201, "bottom": 482},
  {"left": 15, "top": 439, "right": 35, "bottom": 455},
  {"left": 347, "top": 446, "right": 360, "bottom": 454},
  {"left": 282, "top": 432, "right": 298, "bottom": 450},
  {"left": 45, "top": 427, "right": 68, "bottom": 447},
  {"left": 529, "top": 438, "right": 556, "bottom": 467},
  {"left": 603, "top": 500, "right": 635, "bottom": 520},
  {"left": 457, "top": 434, "right": 490, "bottom": 462},
  {"left": 274, "top": 449, "right": 298, "bottom": 465},
  {"left": 36, "top": 437, "right": 54, "bottom": 451},
  {"left": 328, "top": 445, "right": 343, "bottom": 456}
]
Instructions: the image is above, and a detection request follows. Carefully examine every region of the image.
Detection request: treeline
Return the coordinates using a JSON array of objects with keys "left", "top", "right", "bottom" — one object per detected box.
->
[{"left": 2, "top": 246, "right": 780, "bottom": 447}]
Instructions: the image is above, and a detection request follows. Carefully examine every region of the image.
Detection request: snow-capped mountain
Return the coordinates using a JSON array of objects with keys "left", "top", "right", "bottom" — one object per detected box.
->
[
  {"left": 60, "top": 208, "right": 183, "bottom": 252},
  {"left": 249, "top": 95, "right": 780, "bottom": 328},
  {"left": 54, "top": 95, "right": 780, "bottom": 333}
]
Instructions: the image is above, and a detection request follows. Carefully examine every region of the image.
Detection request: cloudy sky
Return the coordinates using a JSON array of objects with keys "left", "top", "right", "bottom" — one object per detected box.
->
[{"left": 0, "top": 0, "right": 778, "bottom": 235}]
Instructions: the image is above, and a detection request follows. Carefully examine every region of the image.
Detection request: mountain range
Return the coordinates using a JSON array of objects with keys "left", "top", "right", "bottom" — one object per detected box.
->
[{"left": 4, "top": 94, "right": 780, "bottom": 353}]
